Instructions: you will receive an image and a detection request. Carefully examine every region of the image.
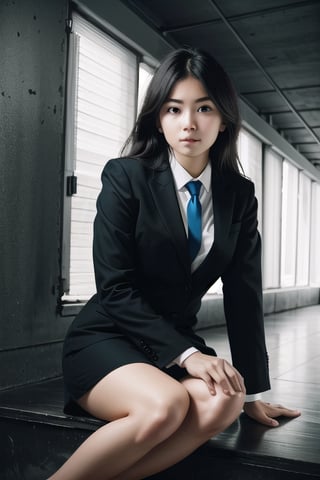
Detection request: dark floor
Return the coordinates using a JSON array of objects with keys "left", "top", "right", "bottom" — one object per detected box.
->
[
  {"left": 202, "top": 304, "right": 320, "bottom": 469},
  {"left": 1, "top": 304, "right": 320, "bottom": 478}
]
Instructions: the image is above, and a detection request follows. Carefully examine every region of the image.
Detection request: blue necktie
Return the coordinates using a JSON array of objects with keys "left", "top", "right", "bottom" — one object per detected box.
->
[{"left": 185, "top": 181, "right": 202, "bottom": 262}]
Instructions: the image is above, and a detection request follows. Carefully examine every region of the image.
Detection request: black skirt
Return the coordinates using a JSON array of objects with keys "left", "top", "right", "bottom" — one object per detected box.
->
[{"left": 62, "top": 336, "right": 192, "bottom": 416}]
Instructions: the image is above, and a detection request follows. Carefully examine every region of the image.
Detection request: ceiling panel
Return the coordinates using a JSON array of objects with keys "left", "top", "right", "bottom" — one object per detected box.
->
[
  {"left": 270, "top": 112, "right": 305, "bottom": 129},
  {"left": 124, "top": 0, "right": 219, "bottom": 29},
  {"left": 121, "top": 0, "right": 320, "bottom": 169},
  {"left": 297, "top": 144, "right": 320, "bottom": 154},
  {"left": 283, "top": 128, "right": 315, "bottom": 143},
  {"left": 213, "top": 0, "right": 307, "bottom": 17},
  {"left": 304, "top": 152, "right": 320, "bottom": 159},
  {"left": 226, "top": 2, "right": 320, "bottom": 87},
  {"left": 284, "top": 87, "right": 320, "bottom": 110},
  {"left": 314, "top": 127, "right": 320, "bottom": 138},
  {"left": 241, "top": 91, "right": 289, "bottom": 113},
  {"left": 300, "top": 111, "right": 320, "bottom": 128}
]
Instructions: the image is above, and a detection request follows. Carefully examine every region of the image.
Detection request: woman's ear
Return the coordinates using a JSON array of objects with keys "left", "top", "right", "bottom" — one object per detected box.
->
[
  {"left": 219, "top": 123, "right": 226, "bottom": 132},
  {"left": 158, "top": 127, "right": 163, "bottom": 133}
]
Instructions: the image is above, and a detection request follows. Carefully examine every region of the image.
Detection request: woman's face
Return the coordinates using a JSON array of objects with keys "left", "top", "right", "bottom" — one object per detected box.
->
[{"left": 159, "top": 75, "right": 225, "bottom": 172}]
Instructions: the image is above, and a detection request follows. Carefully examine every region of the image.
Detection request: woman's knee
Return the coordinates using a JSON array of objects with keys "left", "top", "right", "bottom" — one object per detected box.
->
[
  {"left": 204, "top": 390, "right": 245, "bottom": 436},
  {"left": 134, "top": 383, "right": 190, "bottom": 445},
  {"left": 183, "top": 379, "right": 245, "bottom": 439}
]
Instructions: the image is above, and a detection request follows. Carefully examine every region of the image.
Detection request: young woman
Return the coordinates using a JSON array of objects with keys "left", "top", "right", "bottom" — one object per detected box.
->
[{"left": 50, "top": 48, "right": 300, "bottom": 480}]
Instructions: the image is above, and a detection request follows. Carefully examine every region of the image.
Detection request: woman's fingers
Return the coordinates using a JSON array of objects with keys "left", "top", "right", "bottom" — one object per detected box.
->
[
  {"left": 243, "top": 400, "right": 301, "bottom": 427},
  {"left": 201, "top": 372, "right": 217, "bottom": 395},
  {"left": 182, "top": 353, "right": 245, "bottom": 395},
  {"left": 244, "top": 401, "right": 279, "bottom": 427},
  {"left": 223, "top": 361, "right": 245, "bottom": 393},
  {"left": 210, "top": 359, "right": 244, "bottom": 395},
  {"left": 265, "top": 403, "right": 301, "bottom": 419}
]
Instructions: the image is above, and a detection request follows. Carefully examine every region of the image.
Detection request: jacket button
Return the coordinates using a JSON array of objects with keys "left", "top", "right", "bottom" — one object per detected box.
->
[{"left": 152, "top": 354, "right": 159, "bottom": 361}]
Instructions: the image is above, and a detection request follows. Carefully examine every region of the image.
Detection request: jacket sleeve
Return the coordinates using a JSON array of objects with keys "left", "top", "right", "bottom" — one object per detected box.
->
[
  {"left": 221, "top": 181, "right": 271, "bottom": 394},
  {"left": 93, "top": 159, "right": 193, "bottom": 368}
]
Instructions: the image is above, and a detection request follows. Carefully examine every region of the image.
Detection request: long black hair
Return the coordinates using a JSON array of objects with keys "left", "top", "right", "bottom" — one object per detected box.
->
[{"left": 121, "top": 47, "right": 241, "bottom": 173}]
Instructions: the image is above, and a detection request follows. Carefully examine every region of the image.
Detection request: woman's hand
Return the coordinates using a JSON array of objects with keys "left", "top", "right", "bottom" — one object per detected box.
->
[
  {"left": 243, "top": 400, "right": 301, "bottom": 427},
  {"left": 182, "top": 352, "right": 246, "bottom": 396}
]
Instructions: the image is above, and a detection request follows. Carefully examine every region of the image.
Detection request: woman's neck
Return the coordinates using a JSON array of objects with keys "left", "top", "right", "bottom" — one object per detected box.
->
[{"left": 175, "top": 155, "right": 209, "bottom": 178}]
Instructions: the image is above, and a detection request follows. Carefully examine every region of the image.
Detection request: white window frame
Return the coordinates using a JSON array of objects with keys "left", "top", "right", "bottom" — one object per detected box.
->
[
  {"left": 310, "top": 182, "right": 320, "bottom": 286},
  {"left": 280, "top": 160, "right": 299, "bottom": 287},
  {"left": 296, "top": 172, "right": 312, "bottom": 286},
  {"left": 60, "top": 13, "right": 144, "bottom": 315},
  {"left": 238, "top": 128, "right": 263, "bottom": 233},
  {"left": 262, "top": 146, "right": 282, "bottom": 289}
]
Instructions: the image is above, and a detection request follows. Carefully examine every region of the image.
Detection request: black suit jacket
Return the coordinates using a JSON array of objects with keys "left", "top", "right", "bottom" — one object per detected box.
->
[{"left": 64, "top": 156, "right": 270, "bottom": 395}]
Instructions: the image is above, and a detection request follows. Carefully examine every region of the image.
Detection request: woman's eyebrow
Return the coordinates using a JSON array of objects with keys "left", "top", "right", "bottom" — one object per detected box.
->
[{"left": 165, "top": 96, "right": 212, "bottom": 104}]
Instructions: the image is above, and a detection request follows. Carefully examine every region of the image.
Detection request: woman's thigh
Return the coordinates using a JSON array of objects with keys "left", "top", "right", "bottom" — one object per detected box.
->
[{"left": 77, "top": 363, "right": 190, "bottom": 422}]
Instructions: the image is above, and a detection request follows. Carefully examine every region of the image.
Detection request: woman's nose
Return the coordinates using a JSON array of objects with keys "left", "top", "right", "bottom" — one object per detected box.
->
[{"left": 182, "top": 111, "right": 196, "bottom": 130}]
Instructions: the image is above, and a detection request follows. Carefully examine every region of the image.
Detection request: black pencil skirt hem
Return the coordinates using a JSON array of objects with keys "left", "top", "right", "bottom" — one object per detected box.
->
[{"left": 62, "top": 337, "right": 188, "bottom": 417}]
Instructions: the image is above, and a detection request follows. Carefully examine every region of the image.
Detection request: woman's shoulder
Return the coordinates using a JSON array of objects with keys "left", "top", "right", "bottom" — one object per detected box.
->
[
  {"left": 102, "top": 156, "right": 168, "bottom": 180},
  {"left": 104, "top": 156, "right": 143, "bottom": 171},
  {"left": 104, "top": 156, "right": 162, "bottom": 173},
  {"left": 100, "top": 157, "right": 143, "bottom": 180},
  {"left": 217, "top": 168, "right": 255, "bottom": 194},
  {"left": 230, "top": 172, "right": 254, "bottom": 189}
]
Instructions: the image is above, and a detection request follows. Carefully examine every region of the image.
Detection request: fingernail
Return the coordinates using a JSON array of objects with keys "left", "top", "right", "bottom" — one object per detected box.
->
[{"left": 271, "top": 419, "right": 279, "bottom": 427}]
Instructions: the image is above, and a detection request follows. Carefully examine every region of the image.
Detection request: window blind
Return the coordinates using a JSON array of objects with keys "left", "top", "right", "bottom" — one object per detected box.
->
[
  {"left": 296, "top": 172, "right": 312, "bottom": 286},
  {"left": 310, "top": 182, "right": 320, "bottom": 286},
  {"left": 238, "top": 129, "right": 263, "bottom": 233},
  {"left": 62, "top": 13, "right": 137, "bottom": 301},
  {"left": 280, "top": 160, "right": 299, "bottom": 287},
  {"left": 262, "top": 147, "right": 282, "bottom": 289}
]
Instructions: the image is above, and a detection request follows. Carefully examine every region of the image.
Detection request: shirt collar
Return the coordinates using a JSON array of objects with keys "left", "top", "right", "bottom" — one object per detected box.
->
[{"left": 169, "top": 154, "right": 211, "bottom": 193}]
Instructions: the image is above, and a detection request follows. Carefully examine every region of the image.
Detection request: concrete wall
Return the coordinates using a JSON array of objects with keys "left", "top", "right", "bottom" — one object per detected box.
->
[
  {"left": 0, "top": 0, "right": 69, "bottom": 389},
  {"left": 197, "top": 287, "right": 320, "bottom": 330}
]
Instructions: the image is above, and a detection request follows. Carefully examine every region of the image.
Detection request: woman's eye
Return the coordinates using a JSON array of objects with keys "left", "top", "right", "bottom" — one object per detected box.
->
[
  {"left": 198, "top": 105, "right": 212, "bottom": 112},
  {"left": 168, "top": 106, "right": 180, "bottom": 114}
]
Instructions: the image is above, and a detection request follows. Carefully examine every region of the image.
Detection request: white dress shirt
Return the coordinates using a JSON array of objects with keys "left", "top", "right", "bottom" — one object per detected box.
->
[{"left": 168, "top": 155, "right": 262, "bottom": 402}]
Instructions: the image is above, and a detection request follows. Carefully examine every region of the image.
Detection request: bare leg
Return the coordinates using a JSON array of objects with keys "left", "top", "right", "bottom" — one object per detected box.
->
[
  {"left": 112, "top": 376, "right": 245, "bottom": 480},
  {"left": 47, "top": 364, "right": 189, "bottom": 480}
]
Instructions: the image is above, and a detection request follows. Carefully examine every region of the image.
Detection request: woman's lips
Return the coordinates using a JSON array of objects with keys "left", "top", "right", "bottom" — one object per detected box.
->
[{"left": 180, "top": 138, "right": 199, "bottom": 143}]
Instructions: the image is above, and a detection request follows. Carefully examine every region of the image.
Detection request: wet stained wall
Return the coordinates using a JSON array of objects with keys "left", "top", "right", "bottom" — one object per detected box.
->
[{"left": 0, "top": 0, "right": 69, "bottom": 388}]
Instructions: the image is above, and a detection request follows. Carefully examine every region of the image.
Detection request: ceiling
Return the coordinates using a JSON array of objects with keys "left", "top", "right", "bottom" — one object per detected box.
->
[{"left": 121, "top": 0, "right": 320, "bottom": 169}]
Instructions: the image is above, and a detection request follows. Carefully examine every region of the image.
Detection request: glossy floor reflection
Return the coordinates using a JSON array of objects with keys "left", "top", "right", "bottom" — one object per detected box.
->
[
  {"left": 201, "top": 304, "right": 320, "bottom": 469},
  {"left": 204, "top": 304, "right": 320, "bottom": 402}
]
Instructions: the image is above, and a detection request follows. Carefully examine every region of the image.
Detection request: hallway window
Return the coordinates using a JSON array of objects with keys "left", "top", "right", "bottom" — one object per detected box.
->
[
  {"left": 138, "top": 62, "right": 153, "bottom": 112},
  {"left": 62, "top": 13, "right": 138, "bottom": 303},
  {"left": 280, "top": 160, "right": 299, "bottom": 287},
  {"left": 238, "top": 129, "right": 263, "bottom": 232},
  {"left": 310, "top": 182, "right": 320, "bottom": 286},
  {"left": 262, "top": 147, "right": 282, "bottom": 289},
  {"left": 296, "top": 172, "right": 312, "bottom": 286}
]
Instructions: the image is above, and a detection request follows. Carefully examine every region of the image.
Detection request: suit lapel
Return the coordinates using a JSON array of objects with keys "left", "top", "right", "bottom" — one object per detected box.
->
[
  {"left": 147, "top": 161, "right": 236, "bottom": 283},
  {"left": 148, "top": 164, "right": 191, "bottom": 277}
]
